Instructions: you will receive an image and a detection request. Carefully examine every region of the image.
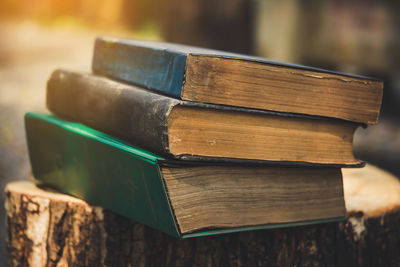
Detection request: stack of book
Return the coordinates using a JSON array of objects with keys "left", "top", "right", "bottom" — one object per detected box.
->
[{"left": 25, "top": 37, "right": 383, "bottom": 238}]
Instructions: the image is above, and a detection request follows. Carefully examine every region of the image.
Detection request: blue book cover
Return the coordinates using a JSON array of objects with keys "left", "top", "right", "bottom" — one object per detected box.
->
[{"left": 92, "top": 36, "right": 383, "bottom": 124}]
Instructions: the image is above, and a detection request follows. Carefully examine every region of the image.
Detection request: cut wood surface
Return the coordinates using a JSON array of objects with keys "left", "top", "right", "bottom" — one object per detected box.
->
[
  {"left": 343, "top": 164, "right": 400, "bottom": 216},
  {"left": 6, "top": 164, "right": 400, "bottom": 266}
]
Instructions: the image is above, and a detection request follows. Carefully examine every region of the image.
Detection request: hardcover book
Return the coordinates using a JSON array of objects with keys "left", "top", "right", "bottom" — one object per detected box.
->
[
  {"left": 25, "top": 112, "right": 346, "bottom": 238},
  {"left": 92, "top": 36, "right": 383, "bottom": 125},
  {"left": 47, "top": 70, "right": 362, "bottom": 166}
]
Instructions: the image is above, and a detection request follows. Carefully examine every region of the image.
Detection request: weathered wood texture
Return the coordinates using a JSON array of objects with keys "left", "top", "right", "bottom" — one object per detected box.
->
[{"left": 6, "top": 164, "right": 400, "bottom": 266}]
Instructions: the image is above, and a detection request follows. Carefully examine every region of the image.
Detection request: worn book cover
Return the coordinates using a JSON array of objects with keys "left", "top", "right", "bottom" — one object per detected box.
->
[{"left": 47, "top": 70, "right": 363, "bottom": 166}]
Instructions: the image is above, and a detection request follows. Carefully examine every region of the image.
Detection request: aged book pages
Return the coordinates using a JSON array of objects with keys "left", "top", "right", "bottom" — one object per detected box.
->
[{"left": 161, "top": 166, "right": 345, "bottom": 233}]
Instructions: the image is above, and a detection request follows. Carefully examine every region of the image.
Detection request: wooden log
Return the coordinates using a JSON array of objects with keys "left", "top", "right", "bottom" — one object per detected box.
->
[{"left": 6, "top": 164, "right": 400, "bottom": 266}]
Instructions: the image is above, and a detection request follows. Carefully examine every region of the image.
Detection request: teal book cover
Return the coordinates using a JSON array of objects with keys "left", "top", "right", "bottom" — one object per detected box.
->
[
  {"left": 92, "top": 36, "right": 383, "bottom": 124},
  {"left": 25, "top": 113, "right": 346, "bottom": 238}
]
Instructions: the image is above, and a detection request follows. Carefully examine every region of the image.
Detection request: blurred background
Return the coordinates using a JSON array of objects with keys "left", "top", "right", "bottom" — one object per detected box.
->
[{"left": 0, "top": 0, "right": 399, "bottom": 264}]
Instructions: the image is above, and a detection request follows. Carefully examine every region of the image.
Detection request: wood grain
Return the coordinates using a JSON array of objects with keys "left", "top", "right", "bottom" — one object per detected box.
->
[
  {"left": 161, "top": 166, "right": 345, "bottom": 233},
  {"left": 168, "top": 105, "right": 360, "bottom": 165},
  {"left": 6, "top": 164, "right": 400, "bottom": 266},
  {"left": 183, "top": 55, "right": 383, "bottom": 124},
  {"left": 343, "top": 164, "right": 400, "bottom": 217}
]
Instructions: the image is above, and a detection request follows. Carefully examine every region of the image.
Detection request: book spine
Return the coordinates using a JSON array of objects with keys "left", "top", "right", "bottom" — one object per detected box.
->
[
  {"left": 25, "top": 113, "right": 180, "bottom": 237},
  {"left": 92, "top": 37, "right": 187, "bottom": 99},
  {"left": 47, "top": 70, "right": 179, "bottom": 157}
]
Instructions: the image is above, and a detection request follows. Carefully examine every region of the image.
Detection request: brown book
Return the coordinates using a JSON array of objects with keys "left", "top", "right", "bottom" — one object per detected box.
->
[
  {"left": 93, "top": 37, "right": 383, "bottom": 125},
  {"left": 47, "top": 70, "right": 362, "bottom": 166}
]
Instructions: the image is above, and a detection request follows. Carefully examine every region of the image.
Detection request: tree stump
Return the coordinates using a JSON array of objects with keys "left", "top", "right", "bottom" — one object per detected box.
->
[{"left": 6, "top": 164, "right": 400, "bottom": 266}]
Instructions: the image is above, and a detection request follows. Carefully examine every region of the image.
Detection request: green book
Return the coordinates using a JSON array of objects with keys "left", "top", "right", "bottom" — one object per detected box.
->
[{"left": 25, "top": 112, "right": 346, "bottom": 238}]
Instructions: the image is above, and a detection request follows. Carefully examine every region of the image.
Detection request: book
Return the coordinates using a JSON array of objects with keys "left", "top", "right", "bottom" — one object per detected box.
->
[
  {"left": 92, "top": 36, "right": 383, "bottom": 125},
  {"left": 47, "top": 70, "right": 362, "bottom": 166},
  {"left": 25, "top": 112, "right": 346, "bottom": 238}
]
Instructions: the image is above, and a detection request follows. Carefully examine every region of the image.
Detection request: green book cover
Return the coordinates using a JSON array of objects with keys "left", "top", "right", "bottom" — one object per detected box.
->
[{"left": 25, "top": 112, "right": 345, "bottom": 238}]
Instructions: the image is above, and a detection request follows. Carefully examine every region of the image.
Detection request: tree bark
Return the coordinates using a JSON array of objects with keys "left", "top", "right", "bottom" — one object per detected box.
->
[{"left": 6, "top": 164, "right": 400, "bottom": 267}]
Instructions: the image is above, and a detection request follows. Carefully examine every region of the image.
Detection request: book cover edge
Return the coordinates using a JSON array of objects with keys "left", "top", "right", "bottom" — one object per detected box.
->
[
  {"left": 25, "top": 112, "right": 182, "bottom": 237},
  {"left": 95, "top": 36, "right": 383, "bottom": 82},
  {"left": 92, "top": 37, "right": 187, "bottom": 99}
]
